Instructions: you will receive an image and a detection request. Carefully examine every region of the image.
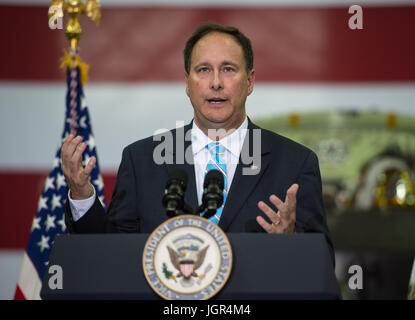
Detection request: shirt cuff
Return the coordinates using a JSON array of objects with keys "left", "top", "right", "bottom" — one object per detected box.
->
[{"left": 68, "top": 187, "right": 96, "bottom": 222}]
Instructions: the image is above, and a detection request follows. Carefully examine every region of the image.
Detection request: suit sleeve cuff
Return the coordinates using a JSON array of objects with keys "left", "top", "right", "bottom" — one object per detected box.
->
[{"left": 68, "top": 187, "right": 96, "bottom": 222}]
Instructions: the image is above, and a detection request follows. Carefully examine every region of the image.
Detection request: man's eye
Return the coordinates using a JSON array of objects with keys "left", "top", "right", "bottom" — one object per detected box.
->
[
  {"left": 223, "top": 67, "right": 234, "bottom": 72},
  {"left": 198, "top": 67, "right": 209, "bottom": 73}
]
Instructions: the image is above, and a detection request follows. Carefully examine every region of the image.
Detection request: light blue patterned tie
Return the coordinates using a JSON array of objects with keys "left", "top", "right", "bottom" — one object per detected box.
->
[{"left": 203, "top": 142, "right": 227, "bottom": 224}]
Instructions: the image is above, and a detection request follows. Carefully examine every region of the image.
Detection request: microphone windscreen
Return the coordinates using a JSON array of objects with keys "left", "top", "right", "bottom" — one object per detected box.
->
[
  {"left": 203, "top": 169, "right": 224, "bottom": 189},
  {"left": 167, "top": 168, "right": 188, "bottom": 190}
]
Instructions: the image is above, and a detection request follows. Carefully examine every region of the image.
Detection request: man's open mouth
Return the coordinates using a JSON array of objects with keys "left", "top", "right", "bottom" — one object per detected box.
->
[{"left": 207, "top": 98, "right": 228, "bottom": 104}]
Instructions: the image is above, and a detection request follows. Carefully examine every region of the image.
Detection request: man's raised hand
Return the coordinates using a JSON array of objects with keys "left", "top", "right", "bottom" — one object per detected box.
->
[
  {"left": 256, "top": 184, "right": 298, "bottom": 234},
  {"left": 61, "top": 134, "right": 95, "bottom": 200}
]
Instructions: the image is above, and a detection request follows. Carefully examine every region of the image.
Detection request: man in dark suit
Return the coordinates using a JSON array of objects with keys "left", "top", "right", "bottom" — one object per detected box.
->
[{"left": 61, "top": 22, "right": 334, "bottom": 263}]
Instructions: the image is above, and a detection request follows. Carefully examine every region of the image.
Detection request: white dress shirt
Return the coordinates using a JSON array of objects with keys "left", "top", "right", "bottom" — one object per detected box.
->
[
  {"left": 68, "top": 117, "right": 248, "bottom": 221},
  {"left": 191, "top": 118, "right": 248, "bottom": 206}
]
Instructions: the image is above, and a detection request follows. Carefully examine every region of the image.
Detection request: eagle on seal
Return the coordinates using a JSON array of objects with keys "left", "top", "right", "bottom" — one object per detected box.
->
[{"left": 167, "top": 245, "right": 210, "bottom": 280}]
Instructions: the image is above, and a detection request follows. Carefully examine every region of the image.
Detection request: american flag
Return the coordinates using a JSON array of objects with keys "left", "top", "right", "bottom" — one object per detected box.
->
[{"left": 13, "top": 54, "right": 106, "bottom": 300}]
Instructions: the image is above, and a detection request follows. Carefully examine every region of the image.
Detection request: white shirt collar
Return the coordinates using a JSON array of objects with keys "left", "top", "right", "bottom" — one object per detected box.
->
[{"left": 191, "top": 117, "right": 248, "bottom": 157}]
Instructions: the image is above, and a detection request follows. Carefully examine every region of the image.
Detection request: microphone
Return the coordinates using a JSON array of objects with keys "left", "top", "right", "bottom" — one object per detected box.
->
[
  {"left": 202, "top": 169, "right": 224, "bottom": 219},
  {"left": 162, "top": 169, "right": 188, "bottom": 218}
]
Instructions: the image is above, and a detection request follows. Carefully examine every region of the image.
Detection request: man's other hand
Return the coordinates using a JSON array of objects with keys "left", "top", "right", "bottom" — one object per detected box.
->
[
  {"left": 61, "top": 134, "right": 95, "bottom": 200},
  {"left": 256, "top": 184, "right": 298, "bottom": 234}
]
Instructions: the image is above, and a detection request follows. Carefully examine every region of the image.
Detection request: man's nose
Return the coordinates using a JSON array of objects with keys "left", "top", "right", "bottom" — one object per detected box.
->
[{"left": 210, "top": 70, "right": 223, "bottom": 90}]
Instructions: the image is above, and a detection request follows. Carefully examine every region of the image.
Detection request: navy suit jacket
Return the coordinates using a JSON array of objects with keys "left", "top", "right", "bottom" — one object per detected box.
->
[{"left": 65, "top": 119, "right": 334, "bottom": 264}]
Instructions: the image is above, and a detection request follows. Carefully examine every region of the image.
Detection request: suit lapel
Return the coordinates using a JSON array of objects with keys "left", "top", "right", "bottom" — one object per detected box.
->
[
  {"left": 218, "top": 119, "right": 271, "bottom": 231},
  {"left": 182, "top": 160, "right": 198, "bottom": 211}
]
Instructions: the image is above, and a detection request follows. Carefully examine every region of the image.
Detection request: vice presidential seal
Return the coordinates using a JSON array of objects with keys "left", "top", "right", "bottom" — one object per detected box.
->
[{"left": 142, "top": 215, "right": 233, "bottom": 300}]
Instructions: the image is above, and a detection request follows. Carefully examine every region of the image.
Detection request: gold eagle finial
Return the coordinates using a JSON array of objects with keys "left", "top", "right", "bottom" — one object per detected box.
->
[{"left": 48, "top": 0, "right": 100, "bottom": 50}]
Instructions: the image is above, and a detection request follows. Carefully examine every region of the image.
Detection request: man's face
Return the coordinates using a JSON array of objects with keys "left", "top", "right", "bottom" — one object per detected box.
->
[{"left": 185, "top": 32, "right": 255, "bottom": 134}]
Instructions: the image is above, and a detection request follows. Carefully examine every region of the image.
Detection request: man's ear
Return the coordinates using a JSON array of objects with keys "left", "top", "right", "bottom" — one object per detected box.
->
[
  {"left": 185, "top": 72, "right": 190, "bottom": 97},
  {"left": 247, "top": 69, "right": 255, "bottom": 96}
]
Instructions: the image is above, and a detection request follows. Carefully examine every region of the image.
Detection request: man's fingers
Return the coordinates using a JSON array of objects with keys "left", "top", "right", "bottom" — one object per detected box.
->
[
  {"left": 285, "top": 183, "right": 299, "bottom": 200},
  {"left": 256, "top": 216, "right": 273, "bottom": 233},
  {"left": 66, "top": 135, "right": 83, "bottom": 159},
  {"left": 71, "top": 142, "right": 87, "bottom": 168},
  {"left": 61, "top": 134, "right": 76, "bottom": 162},
  {"left": 258, "top": 201, "right": 280, "bottom": 224},
  {"left": 285, "top": 184, "right": 299, "bottom": 213},
  {"left": 61, "top": 133, "right": 75, "bottom": 155},
  {"left": 269, "top": 194, "right": 284, "bottom": 213},
  {"left": 257, "top": 186, "right": 298, "bottom": 234},
  {"left": 81, "top": 156, "right": 96, "bottom": 179},
  {"left": 62, "top": 136, "right": 83, "bottom": 172},
  {"left": 62, "top": 135, "right": 82, "bottom": 165},
  {"left": 61, "top": 136, "right": 93, "bottom": 184},
  {"left": 59, "top": 135, "right": 95, "bottom": 200}
]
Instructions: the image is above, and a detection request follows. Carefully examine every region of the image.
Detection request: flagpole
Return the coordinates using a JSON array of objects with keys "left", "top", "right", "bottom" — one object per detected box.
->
[{"left": 68, "top": 49, "right": 79, "bottom": 135}]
